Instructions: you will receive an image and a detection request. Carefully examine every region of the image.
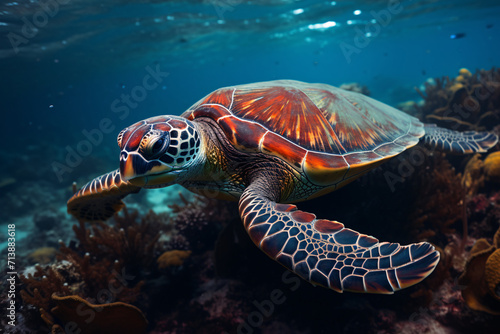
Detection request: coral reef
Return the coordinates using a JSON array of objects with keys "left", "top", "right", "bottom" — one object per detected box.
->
[
  {"left": 484, "top": 151, "right": 500, "bottom": 182},
  {"left": 463, "top": 153, "right": 485, "bottom": 196},
  {"left": 45, "top": 295, "right": 148, "bottom": 334},
  {"left": 13, "top": 171, "right": 500, "bottom": 334},
  {"left": 486, "top": 249, "right": 500, "bottom": 300},
  {"left": 459, "top": 227, "right": 500, "bottom": 315},
  {"left": 10, "top": 66, "right": 500, "bottom": 332},
  {"left": 468, "top": 190, "right": 500, "bottom": 245},
  {"left": 416, "top": 67, "right": 500, "bottom": 131},
  {"left": 16, "top": 194, "right": 245, "bottom": 333},
  {"left": 463, "top": 151, "right": 500, "bottom": 197},
  {"left": 53, "top": 208, "right": 172, "bottom": 304},
  {"left": 151, "top": 277, "right": 250, "bottom": 334},
  {"left": 20, "top": 265, "right": 72, "bottom": 318},
  {"left": 18, "top": 208, "right": 172, "bottom": 333},
  {"left": 157, "top": 250, "right": 192, "bottom": 268},
  {"left": 167, "top": 194, "right": 238, "bottom": 252},
  {"left": 396, "top": 100, "right": 419, "bottom": 116},
  {"left": 62, "top": 208, "right": 169, "bottom": 278},
  {"left": 409, "top": 152, "right": 466, "bottom": 242}
]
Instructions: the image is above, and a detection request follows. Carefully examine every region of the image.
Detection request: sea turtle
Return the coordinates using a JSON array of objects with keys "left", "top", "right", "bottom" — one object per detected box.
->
[{"left": 67, "top": 80, "right": 498, "bottom": 294}]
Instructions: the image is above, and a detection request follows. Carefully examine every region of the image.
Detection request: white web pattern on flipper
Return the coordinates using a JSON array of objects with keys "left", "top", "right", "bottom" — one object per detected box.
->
[
  {"left": 239, "top": 188, "right": 440, "bottom": 294},
  {"left": 423, "top": 124, "right": 498, "bottom": 153}
]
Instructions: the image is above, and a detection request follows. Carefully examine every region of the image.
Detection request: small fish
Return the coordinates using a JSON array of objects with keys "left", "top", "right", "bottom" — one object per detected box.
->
[
  {"left": 450, "top": 33, "right": 466, "bottom": 39},
  {"left": 486, "top": 24, "right": 493, "bottom": 29}
]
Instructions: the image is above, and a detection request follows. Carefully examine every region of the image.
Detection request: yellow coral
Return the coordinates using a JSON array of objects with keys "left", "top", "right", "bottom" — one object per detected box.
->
[
  {"left": 28, "top": 247, "right": 57, "bottom": 264},
  {"left": 485, "top": 249, "right": 500, "bottom": 300},
  {"left": 420, "top": 67, "right": 499, "bottom": 132},
  {"left": 157, "top": 250, "right": 191, "bottom": 268},
  {"left": 448, "top": 82, "right": 466, "bottom": 97},
  {"left": 462, "top": 154, "right": 484, "bottom": 194},
  {"left": 459, "top": 67, "right": 472, "bottom": 79},
  {"left": 484, "top": 151, "right": 500, "bottom": 182},
  {"left": 459, "top": 227, "right": 500, "bottom": 315}
]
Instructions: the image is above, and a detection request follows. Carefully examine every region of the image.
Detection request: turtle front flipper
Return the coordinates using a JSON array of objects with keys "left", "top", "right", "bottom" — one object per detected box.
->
[
  {"left": 423, "top": 123, "right": 498, "bottom": 153},
  {"left": 67, "top": 170, "right": 141, "bottom": 221},
  {"left": 239, "top": 179, "right": 440, "bottom": 294}
]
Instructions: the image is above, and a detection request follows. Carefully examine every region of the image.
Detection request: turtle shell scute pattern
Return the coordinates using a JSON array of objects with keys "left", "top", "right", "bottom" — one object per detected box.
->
[{"left": 181, "top": 80, "right": 425, "bottom": 188}]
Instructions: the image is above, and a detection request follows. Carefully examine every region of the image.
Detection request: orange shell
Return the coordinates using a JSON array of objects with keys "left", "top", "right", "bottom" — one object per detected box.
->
[{"left": 182, "top": 80, "right": 424, "bottom": 186}]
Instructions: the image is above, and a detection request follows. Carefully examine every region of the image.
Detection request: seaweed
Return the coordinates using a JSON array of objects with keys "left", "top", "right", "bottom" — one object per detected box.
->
[
  {"left": 54, "top": 208, "right": 172, "bottom": 303},
  {"left": 409, "top": 152, "right": 466, "bottom": 243},
  {"left": 62, "top": 208, "right": 169, "bottom": 280},
  {"left": 19, "top": 208, "right": 172, "bottom": 333}
]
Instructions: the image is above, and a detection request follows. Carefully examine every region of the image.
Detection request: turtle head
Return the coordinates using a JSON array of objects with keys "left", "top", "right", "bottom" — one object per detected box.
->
[{"left": 117, "top": 116, "right": 203, "bottom": 188}]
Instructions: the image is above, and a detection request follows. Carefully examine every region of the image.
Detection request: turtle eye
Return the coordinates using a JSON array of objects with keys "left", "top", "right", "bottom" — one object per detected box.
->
[{"left": 145, "top": 133, "right": 169, "bottom": 158}]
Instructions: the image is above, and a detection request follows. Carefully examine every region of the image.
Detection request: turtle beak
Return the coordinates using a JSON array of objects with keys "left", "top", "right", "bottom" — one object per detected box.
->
[
  {"left": 120, "top": 152, "right": 178, "bottom": 187},
  {"left": 120, "top": 154, "right": 137, "bottom": 182}
]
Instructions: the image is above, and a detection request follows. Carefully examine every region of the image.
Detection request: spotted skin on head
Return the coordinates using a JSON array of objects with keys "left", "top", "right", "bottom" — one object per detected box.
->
[
  {"left": 118, "top": 116, "right": 201, "bottom": 172},
  {"left": 68, "top": 116, "right": 202, "bottom": 220}
]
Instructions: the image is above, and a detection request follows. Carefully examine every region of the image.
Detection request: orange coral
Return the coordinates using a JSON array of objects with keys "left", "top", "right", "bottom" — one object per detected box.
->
[
  {"left": 462, "top": 154, "right": 485, "bottom": 195},
  {"left": 486, "top": 249, "right": 500, "bottom": 299},
  {"left": 157, "top": 250, "right": 192, "bottom": 268},
  {"left": 484, "top": 151, "right": 500, "bottom": 182},
  {"left": 46, "top": 294, "right": 147, "bottom": 334},
  {"left": 462, "top": 151, "right": 500, "bottom": 196},
  {"left": 20, "top": 265, "right": 71, "bottom": 314},
  {"left": 459, "top": 227, "right": 500, "bottom": 315}
]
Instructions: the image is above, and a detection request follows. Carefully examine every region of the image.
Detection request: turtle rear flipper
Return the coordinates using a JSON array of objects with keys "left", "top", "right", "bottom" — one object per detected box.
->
[
  {"left": 239, "top": 177, "right": 440, "bottom": 294},
  {"left": 423, "top": 123, "right": 498, "bottom": 153},
  {"left": 67, "top": 170, "right": 140, "bottom": 221}
]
